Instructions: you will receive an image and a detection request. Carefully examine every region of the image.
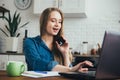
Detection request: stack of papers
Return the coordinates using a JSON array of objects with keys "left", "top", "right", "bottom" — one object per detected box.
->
[{"left": 21, "top": 71, "right": 60, "bottom": 78}]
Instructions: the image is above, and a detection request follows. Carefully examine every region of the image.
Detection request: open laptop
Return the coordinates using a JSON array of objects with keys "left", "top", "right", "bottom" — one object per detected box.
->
[{"left": 59, "top": 31, "right": 120, "bottom": 80}]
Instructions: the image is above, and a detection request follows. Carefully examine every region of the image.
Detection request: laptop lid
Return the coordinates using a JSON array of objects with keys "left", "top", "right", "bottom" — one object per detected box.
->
[{"left": 96, "top": 31, "right": 120, "bottom": 79}]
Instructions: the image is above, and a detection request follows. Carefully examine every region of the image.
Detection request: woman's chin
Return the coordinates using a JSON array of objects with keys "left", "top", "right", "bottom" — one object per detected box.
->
[{"left": 53, "top": 33, "right": 58, "bottom": 36}]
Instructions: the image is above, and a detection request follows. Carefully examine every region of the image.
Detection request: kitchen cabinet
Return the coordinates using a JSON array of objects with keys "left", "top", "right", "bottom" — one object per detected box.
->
[
  {"left": 33, "top": 0, "right": 86, "bottom": 18},
  {"left": 0, "top": 53, "right": 25, "bottom": 70}
]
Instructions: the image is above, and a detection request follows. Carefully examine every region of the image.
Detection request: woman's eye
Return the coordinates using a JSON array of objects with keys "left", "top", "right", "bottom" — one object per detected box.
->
[
  {"left": 59, "top": 21, "right": 62, "bottom": 23},
  {"left": 51, "top": 20, "right": 55, "bottom": 22},
  {"left": 51, "top": 19, "right": 62, "bottom": 24}
]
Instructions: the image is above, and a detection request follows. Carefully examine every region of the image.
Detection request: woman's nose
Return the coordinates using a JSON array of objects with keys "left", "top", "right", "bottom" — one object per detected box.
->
[{"left": 55, "top": 22, "right": 59, "bottom": 27}]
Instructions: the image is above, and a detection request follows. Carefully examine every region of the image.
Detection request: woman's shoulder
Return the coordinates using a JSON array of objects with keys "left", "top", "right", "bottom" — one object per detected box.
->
[{"left": 24, "top": 35, "right": 42, "bottom": 44}]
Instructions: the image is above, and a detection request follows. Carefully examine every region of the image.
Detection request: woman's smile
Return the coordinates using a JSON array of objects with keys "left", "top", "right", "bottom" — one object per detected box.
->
[{"left": 53, "top": 27, "right": 59, "bottom": 33}]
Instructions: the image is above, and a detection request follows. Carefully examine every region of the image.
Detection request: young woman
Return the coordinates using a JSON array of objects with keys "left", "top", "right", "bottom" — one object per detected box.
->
[{"left": 23, "top": 7, "right": 93, "bottom": 72}]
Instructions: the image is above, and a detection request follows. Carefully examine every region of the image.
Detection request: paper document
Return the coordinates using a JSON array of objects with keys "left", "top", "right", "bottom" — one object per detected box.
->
[{"left": 21, "top": 71, "right": 60, "bottom": 78}]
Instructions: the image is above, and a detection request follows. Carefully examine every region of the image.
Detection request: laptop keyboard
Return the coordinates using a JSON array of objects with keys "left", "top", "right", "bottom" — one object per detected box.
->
[{"left": 88, "top": 67, "right": 96, "bottom": 71}]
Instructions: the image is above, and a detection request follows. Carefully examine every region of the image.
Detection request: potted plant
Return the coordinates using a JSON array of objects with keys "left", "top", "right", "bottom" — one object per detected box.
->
[{"left": 0, "top": 11, "right": 29, "bottom": 53}]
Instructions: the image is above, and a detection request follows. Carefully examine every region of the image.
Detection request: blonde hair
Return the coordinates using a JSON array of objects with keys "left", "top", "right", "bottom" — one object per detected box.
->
[{"left": 40, "top": 7, "right": 72, "bottom": 65}]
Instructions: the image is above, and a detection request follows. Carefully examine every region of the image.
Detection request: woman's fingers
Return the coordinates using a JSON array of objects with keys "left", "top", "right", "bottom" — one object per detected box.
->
[
  {"left": 78, "top": 68, "right": 88, "bottom": 72},
  {"left": 82, "top": 60, "right": 94, "bottom": 67},
  {"left": 76, "top": 61, "right": 93, "bottom": 72}
]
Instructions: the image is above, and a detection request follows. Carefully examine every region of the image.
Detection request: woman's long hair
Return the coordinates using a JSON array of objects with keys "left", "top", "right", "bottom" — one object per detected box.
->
[{"left": 40, "top": 7, "right": 72, "bottom": 65}]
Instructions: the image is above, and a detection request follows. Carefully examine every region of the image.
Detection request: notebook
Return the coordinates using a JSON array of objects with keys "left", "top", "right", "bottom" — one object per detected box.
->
[{"left": 59, "top": 31, "right": 120, "bottom": 80}]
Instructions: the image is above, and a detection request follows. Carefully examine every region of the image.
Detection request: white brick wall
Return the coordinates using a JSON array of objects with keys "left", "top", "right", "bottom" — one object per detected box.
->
[{"left": 0, "top": 0, "right": 120, "bottom": 53}]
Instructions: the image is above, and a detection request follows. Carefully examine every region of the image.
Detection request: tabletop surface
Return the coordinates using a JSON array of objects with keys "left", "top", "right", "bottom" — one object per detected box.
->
[{"left": 0, "top": 70, "right": 73, "bottom": 80}]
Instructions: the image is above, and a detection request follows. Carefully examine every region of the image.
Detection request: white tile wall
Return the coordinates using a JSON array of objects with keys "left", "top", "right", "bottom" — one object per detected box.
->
[{"left": 0, "top": 0, "right": 120, "bottom": 52}]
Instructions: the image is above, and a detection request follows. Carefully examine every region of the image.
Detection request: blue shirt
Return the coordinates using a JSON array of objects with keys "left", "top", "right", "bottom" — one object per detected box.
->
[{"left": 23, "top": 36, "right": 58, "bottom": 71}]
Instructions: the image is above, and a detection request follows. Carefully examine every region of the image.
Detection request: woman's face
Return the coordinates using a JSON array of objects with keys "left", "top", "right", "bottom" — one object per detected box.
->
[{"left": 46, "top": 11, "right": 62, "bottom": 36}]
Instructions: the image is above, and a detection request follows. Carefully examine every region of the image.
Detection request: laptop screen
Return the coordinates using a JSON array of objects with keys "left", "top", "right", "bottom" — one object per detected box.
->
[{"left": 96, "top": 31, "right": 120, "bottom": 79}]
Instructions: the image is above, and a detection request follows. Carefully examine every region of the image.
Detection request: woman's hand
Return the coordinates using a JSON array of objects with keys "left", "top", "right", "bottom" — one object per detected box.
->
[
  {"left": 55, "top": 37, "right": 69, "bottom": 57},
  {"left": 70, "top": 60, "right": 93, "bottom": 72},
  {"left": 52, "top": 60, "right": 93, "bottom": 72},
  {"left": 55, "top": 37, "right": 71, "bottom": 67}
]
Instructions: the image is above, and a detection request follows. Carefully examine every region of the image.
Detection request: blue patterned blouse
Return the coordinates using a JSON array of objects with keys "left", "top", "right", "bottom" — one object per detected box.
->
[{"left": 23, "top": 36, "right": 58, "bottom": 71}]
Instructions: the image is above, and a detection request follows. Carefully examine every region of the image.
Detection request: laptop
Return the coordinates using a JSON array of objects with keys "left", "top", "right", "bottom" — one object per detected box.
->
[{"left": 59, "top": 31, "right": 120, "bottom": 80}]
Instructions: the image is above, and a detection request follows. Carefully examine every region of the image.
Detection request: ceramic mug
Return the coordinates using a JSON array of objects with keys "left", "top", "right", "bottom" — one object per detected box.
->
[{"left": 6, "top": 61, "right": 25, "bottom": 77}]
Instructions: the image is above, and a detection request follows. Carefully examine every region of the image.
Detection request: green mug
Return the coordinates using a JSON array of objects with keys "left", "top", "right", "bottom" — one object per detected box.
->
[{"left": 6, "top": 61, "right": 25, "bottom": 77}]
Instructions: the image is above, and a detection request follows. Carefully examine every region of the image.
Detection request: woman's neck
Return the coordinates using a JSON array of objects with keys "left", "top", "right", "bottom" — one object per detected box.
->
[{"left": 41, "top": 35, "right": 53, "bottom": 50}]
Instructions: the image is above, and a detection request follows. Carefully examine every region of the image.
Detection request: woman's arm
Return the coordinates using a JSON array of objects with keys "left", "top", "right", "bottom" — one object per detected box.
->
[
  {"left": 55, "top": 37, "right": 72, "bottom": 67},
  {"left": 63, "top": 50, "right": 72, "bottom": 67},
  {"left": 52, "top": 60, "right": 93, "bottom": 72}
]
